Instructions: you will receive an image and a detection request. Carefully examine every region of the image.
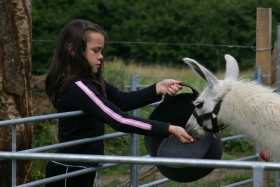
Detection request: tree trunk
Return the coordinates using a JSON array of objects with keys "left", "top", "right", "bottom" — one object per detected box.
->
[{"left": 0, "top": 0, "right": 33, "bottom": 186}]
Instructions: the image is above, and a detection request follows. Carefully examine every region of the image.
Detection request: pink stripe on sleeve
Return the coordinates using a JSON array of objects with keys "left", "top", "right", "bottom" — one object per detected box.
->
[{"left": 75, "top": 81, "right": 152, "bottom": 130}]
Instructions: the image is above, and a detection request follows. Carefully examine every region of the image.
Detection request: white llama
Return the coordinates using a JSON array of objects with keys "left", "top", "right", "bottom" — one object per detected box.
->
[{"left": 183, "top": 54, "right": 280, "bottom": 160}]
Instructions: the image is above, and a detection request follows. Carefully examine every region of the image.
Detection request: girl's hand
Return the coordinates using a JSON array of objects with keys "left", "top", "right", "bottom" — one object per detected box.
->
[
  {"left": 156, "top": 79, "right": 183, "bottom": 96},
  {"left": 168, "top": 125, "right": 194, "bottom": 143}
]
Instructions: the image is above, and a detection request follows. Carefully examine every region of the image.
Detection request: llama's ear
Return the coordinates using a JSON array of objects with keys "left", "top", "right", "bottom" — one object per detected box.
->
[
  {"left": 224, "top": 54, "right": 239, "bottom": 81},
  {"left": 183, "top": 57, "right": 219, "bottom": 89}
]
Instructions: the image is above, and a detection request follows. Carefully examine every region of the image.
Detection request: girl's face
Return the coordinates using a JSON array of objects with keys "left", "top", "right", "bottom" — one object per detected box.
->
[{"left": 84, "top": 32, "right": 104, "bottom": 74}]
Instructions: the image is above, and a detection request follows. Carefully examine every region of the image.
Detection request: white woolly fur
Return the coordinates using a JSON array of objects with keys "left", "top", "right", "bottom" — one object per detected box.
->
[{"left": 219, "top": 80, "right": 280, "bottom": 160}]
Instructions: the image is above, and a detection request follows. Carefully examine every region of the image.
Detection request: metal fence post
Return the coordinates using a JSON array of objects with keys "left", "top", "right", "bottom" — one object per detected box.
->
[
  {"left": 275, "top": 171, "right": 280, "bottom": 187},
  {"left": 255, "top": 143, "right": 260, "bottom": 161},
  {"left": 12, "top": 125, "right": 17, "bottom": 187},
  {"left": 130, "top": 75, "right": 140, "bottom": 187},
  {"left": 255, "top": 66, "right": 263, "bottom": 84},
  {"left": 253, "top": 166, "right": 264, "bottom": 187}
]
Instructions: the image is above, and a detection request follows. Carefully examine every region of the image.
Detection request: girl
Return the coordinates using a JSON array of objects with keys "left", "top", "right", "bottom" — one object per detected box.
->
[{"left": 45, "top": 19, "right": 194, "bottom": 187}]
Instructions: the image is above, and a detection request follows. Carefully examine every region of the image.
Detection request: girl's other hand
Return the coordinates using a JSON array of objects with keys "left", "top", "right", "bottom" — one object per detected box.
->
[{"left": 168, "top": 125, "right": 194, "bottom": 143}]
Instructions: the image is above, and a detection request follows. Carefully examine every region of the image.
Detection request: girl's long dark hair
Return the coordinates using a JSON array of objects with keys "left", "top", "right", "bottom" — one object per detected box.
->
[{"left": 45, "top": 19, "right": 107, "bottom": 105}]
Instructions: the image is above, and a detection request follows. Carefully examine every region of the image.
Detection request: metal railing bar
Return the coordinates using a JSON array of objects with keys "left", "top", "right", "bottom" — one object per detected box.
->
[
  {"left": 18, "top": 167, "right": 97, "bottom": 187},
  {"left": 0, "top": 111, "right": 86, "bottom": 127},
  {"left": 21, "top": 132, "right": 128, "bottom": 153},
  {"left": 1, "top": 152, "right": 280, "bottom": 171},
  {"left": 124, "top": 85, "right": 149, "bottom": 89},
  {"left": 140, "top": 178, "right": 170, "bottom": 187},
  {"left": 222, "top": 134, "right": 246, "bottom": 142},
  {"left": 17, "top": 156, "right": 151, "bottom": 187},
  {"left": 223, "top": 179, "right": 253, "bottom": 187},
  {"left": 235, "top": 155, "right": 259, "bottom": 161},
  {"left": 0, "top": 132, "right": 128, "bottom": 162},
  {"left": 146, "top": 101, "right": 162, "bottom": 106},
  {"left": 17, "top": 162, "right": 120, "bottom": 187}
]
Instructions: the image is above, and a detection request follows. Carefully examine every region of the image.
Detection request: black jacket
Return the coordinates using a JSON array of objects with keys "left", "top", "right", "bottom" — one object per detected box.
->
[{"left": 55, "top": 78, "right": 170, "bottom": 156}]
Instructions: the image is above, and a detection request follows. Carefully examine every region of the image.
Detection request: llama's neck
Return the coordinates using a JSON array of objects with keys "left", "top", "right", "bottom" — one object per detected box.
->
[{"left": 218, "top": 80, "right": 280, "bottom": 159}]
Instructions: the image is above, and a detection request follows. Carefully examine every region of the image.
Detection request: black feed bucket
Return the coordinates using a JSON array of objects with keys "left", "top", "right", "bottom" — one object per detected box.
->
[{"left": 144, "top": 83, "right": 223, "bottom": 182}]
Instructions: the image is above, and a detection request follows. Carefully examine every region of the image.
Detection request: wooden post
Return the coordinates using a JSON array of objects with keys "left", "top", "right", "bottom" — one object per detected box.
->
[
  {"left": 271, "top": 41, "right": 277, "bottom": 87},
  {"left": 256, "top": 8, "right": 272, "bottom": 187},
  {"left": 256, "top": 8, "right": 272, "bottom": 86}
]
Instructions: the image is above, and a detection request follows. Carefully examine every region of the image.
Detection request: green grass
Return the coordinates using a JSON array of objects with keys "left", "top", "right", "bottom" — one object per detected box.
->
[{"left": 32, "top": 119, "right": 58, "bottom": 182}]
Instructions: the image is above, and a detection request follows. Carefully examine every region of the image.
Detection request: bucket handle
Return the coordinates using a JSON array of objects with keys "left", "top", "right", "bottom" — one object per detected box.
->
[
  {"left": 181, "top": 82, "right": 199, "bottom": 96},
  {"left": 164, "top": 82, "right": 199, "bottom": 101}
]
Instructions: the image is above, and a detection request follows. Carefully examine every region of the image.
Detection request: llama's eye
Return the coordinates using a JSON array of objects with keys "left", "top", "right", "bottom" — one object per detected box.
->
[{"left": 195, "top": 102, "right": 203, "bottom": 108}]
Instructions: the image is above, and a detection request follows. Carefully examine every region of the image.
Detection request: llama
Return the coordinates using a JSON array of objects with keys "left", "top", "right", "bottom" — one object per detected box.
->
[{"left": 183, "top": 54, "right": 280, "bottom": 160}]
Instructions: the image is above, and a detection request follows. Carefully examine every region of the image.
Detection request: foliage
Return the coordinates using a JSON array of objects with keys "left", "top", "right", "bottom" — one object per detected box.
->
[
  {"left": 103, "top": 61, "right": 127, "bottom": 90},
  {"left": 32, "top": 0, "right": 280, "bottom": 72},
  {"left": 221, "top": 128, "right": 254, "bottom": 153},
  {"left": 32, "top": 119, "right": 58, "bottom": 182},
  {"left": 223, "top": 173, "right": 252, "bottom": 185}
]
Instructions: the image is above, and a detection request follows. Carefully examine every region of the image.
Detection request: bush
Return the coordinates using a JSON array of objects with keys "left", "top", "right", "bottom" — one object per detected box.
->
[
  {"left": 222, "top": 128, "right": 254, "bottom": 154},
  {"left": 32, "top": 0, "right": 280, "bottom": 72}
]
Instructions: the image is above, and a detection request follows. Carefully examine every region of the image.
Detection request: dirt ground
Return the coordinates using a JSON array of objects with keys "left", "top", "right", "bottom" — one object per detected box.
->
[{"left": 98, "top": 167, "right": 275, "bottom": 187}]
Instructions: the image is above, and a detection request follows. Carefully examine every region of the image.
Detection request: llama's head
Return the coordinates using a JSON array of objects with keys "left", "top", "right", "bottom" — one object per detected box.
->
[{"left": 183, "top": 54, "right": 239, "bottom": 139}]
